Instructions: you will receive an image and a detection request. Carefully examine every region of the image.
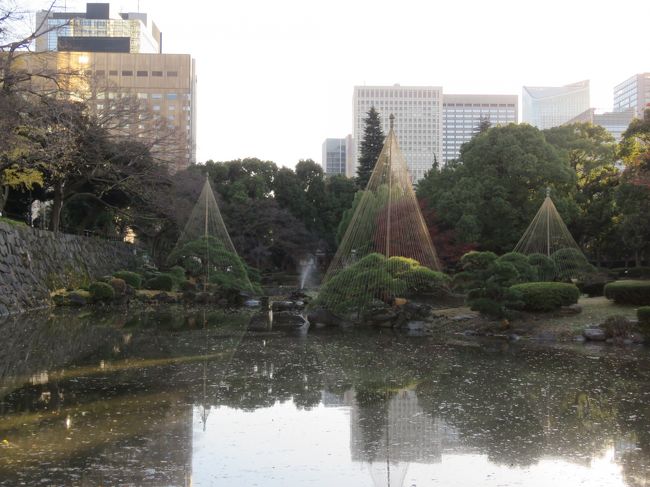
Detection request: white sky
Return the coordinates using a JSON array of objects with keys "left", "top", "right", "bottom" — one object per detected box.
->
[{"left": 22, "top": 0, "right": 650, "bottom": 167}]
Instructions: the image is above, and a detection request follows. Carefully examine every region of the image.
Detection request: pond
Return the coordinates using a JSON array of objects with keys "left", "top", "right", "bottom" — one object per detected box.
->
[{"left": 1, "top": 307, "right": 650, "bottom": 486}]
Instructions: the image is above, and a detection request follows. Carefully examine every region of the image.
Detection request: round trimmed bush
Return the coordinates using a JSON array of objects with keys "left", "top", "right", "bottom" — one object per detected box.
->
[
  {"left": 113, "top": 271, "right": 142, "bottom": 289},
  {"left": 604, "top": 281, "right": 650, "bottom": 305},
  {"left": 145, "top": 274, "right": 174, "bottom": 292},
  {"left": 638, "top": 306, "right": 650, "bottom": 325},
  {"left": 89, "top": 281, "right": 115, "bottom": 302},
  {"left": 510, "top": 282, "right": 580, "bottom": 312},
  {"left": 527, "top": 253, "right": 558, "bottom": 282},
  {"left": 179, "top": 280, "right": 197, "bottom": 292}
]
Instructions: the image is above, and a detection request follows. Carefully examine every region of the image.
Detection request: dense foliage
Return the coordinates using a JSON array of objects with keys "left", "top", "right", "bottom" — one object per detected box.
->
[
  {"left": 604, "top": 281, "right": 650, "bottom": 305},
  {"left": 317, "top": 253, "right": 448, "bottom": 314},
  {"left": 356, "top": 106, "right": 385, "bottom": 189},
  {"left": 510, "top": 282, "right": 580, "bottom": 312}
]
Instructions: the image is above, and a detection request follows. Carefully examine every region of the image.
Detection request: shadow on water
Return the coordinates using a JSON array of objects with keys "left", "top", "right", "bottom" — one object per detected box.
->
[{"left": 1, "top": 308, "right": 650, "bottom": 485}]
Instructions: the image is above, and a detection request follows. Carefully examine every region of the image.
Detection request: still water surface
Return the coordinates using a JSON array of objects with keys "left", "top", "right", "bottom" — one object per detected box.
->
[{"left": 1, "top": 308, "right": 650, "bottom": 486}]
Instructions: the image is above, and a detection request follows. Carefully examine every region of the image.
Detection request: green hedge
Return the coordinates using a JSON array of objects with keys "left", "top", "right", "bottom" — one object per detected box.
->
[
  {"left": 113, "top": 271, "right": 142, "bottom": 289},
  {"left": 637, "top": 306, "right": 650, "bottom": 325},
  {"left": 510, "top": 282, "right": 580, "bottom": 311},
  {"left": 89, "top": 281, "right": 115, "bottom": 302},
  {"left": 604, "top": 281, "right": 650, "bottom": 305},
  {"left": 145, "top": 274, "right": 174, "bottom": 292}
]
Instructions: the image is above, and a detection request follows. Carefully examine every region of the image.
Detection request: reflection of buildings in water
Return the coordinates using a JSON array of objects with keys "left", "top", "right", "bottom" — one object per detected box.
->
[{"left": 347, "top": 388, "right": 461, "bottom": 464}]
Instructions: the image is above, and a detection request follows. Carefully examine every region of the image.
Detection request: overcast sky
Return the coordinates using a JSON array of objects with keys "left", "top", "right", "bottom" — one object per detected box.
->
[{"left": 22, "top": 0, "right": 650, "bottom": 167}]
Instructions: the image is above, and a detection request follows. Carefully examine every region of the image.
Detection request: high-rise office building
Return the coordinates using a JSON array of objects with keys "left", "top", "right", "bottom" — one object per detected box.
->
[
  {"left": 522, "top": 80, "right": 590, "bottom": 129},
  {"left": 613, "top": 73, "right": 650, "bottom": 119},
  {"left": 35, "top": 3, "right": 162, "bottom": 54},
  {"left": 442, "top": 94, "right": 518, "bottom": 163},
  {"left": 29, "top": 3, "right": 196, "bottom": 170},
  {"left": 321, "top": 138, "right": 347, "bottom": 176},
  {"left": 353, "top": 85, "right": 443, "bottom": 182},
  {"left": 565, "top": 108, "right": 635, "bottom": 141}
]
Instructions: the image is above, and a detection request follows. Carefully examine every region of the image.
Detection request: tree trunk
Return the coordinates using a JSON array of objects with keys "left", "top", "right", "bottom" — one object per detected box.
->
[
  {"left": 49, "top": 181, "right": 63, "bottom": 233},
  {"left": 0, "top": 185, "right": 9, "bottom": 214},
  {"left": 635, "top": 250, "right": 641, "bottom": 267}
]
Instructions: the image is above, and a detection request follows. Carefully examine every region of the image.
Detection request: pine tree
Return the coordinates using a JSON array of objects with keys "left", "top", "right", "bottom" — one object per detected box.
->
[{"left": 356, "top": 106, "right": 385, "bottom": 189}]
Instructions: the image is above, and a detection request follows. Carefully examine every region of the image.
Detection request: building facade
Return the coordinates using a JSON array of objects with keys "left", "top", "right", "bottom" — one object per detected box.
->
[
  {"left": 35, "top": 3, "right": 161, "bottom": 54},
  {"left": 353, "top": 85, "right": 443, "bottom": 182},
  {"left": 522, "top": 80, "right": 590, "bottom": 129},
  {"left": 565, "top": 108, "right": 635, "bottom": 141},
  {"left": 30, "top": 3, "right": 195, "bottom": 170},
  {"left": 321, "top": 138, "right": 347, "bottom": 176},
  {"left": 442, "top": 94, "right": 518, "bottom": 163},
  {"left": 613, "top": 73, "right": 650, "bottom": 119}
]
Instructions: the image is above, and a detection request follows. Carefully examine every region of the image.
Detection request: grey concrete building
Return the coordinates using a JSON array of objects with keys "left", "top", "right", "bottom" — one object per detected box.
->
[
  {"left": 442, "top": 94, "right": 518, "bottom": 163},
  {"left": 565, "top": 108, "right": 635, "bottom": 141}
]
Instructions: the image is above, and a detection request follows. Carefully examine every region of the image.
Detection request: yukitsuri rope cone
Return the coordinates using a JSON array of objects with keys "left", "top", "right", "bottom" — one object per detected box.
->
[
  {"left": 513, "top": 189, "right": 593, "bottom": 280},
  {"left": 319, "top": 115, "right": 444, "bottom": 314},
  {"left": 169, "top": 176, "right": 254, "bottom": 292}
]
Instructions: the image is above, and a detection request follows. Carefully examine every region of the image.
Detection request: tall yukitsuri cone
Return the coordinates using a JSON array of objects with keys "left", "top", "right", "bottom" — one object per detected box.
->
[
  {"left": 169, "top": 176, "right": 254, "bottom": 292},
  {"left": 319, "top": 115, "right": 442, "bottom": 313},
  {"left": 513, "top": 189, "right": 593, "bottom": 279}
]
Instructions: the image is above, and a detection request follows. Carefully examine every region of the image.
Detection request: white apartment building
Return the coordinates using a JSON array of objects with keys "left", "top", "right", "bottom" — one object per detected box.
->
[
  {"left": 353, "top": 85, "right": 443, "bottom": 182},
  {"left": 522, "top": 80, "right": 590, "bottom": 129},
  {"left": 442, "top": 94, "right": 518, "bottom": 163}
]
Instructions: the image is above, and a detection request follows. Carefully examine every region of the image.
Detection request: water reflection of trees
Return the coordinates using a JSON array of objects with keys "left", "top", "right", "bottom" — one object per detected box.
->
[{"left": 2, "top": 310, "right": 650, "bottom": 485}]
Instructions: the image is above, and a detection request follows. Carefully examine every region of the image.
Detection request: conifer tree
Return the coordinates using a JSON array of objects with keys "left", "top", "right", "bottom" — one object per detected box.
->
[{"left": 356, "top": 106, "right": 385, "bottom": 189}]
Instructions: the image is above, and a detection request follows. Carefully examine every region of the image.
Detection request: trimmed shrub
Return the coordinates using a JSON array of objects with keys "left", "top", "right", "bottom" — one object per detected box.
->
[
  {"left": 510, "top": 282, "right": 580, "bottom": 312},
  {"left": 498, "top": 252, "right": 536, "bottom": 283},
  {"left": 110, "top": 277, "right": 127, "bottom": 296},
  {"left": 113, "top": 271, "right": 142, "bottom": 289},
  {"left": 527, "top": 253, "right": 558, "bottom": 282},
  {"left": 604, "top": 281, "right": 650, "bottom": 305},
  {"left": 167, "top": 266, "right": 186, "bottom": 286},
  {"left": 145, "top": 274, "right": 174, "bottom": 292},
  {"left": 626, "top": 267, "right": 650, "bottom": 279},
  {"left": 401, "top": 267, "right": 449, "bottom": 296},
  {"left": 89, "top": 281, "right": 115, "bottom": 302},
  {"left": 638, "top": 307, "right": 650, "bottom": 325}
]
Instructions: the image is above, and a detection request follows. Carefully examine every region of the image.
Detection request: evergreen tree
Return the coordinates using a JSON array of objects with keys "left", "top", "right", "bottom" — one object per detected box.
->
[{"left": 356, "top": 106, "right": 385, "bottom": 189}]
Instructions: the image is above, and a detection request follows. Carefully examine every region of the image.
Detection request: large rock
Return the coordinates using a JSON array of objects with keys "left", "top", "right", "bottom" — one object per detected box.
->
[
  {"left": 583, "top": 327, "right": 607, "bottom": 341},
  {"left": 272, "top": 300, "right": 301, "bottom": 312},
  {"left": 272, "top": 311, "right": 309, "bottom": 329},
  {"left": 248, "top": 311, "right": 272, "bottom": 331},
  {"left": 307, "top": 307, "right": 346, "bottom": 327}
]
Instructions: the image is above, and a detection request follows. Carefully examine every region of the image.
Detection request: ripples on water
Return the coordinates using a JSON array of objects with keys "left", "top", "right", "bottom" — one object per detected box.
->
[{"left": 1, "top": 307, "right": 649, "bottom": 486}]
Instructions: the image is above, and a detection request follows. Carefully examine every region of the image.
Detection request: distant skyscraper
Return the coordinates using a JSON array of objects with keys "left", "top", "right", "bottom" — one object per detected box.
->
[
  {"left": 522, "top": 80, "right": 590, "bottom": 129},
  {"left": 442, "top": 94, "right": 518, "bottom": 163},
  {"left": 353, "top": 85, "right": 443, "bottom": 182},
  {"left": 344, "top": 134, "right": 355, "bottom": 178},
  {"left": 321, "top": 138, "right": 347, "bottom": 176},
  {"left": 613, "top": 73, "right": 650, "bottom": 119},
  {"left": 565, "top": 108, "right": 635, "bottom": 141}
]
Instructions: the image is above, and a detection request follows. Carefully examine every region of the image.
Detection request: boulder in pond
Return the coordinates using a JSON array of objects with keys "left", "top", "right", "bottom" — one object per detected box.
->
[
  {"left": 307, "top": 307, "right": 347, "bottom": 327},
  {"left": 583, "top": 327, "right": 607, "bottom": 341},
  {"left": 273, "top": 311, "right": 309, "bottom": 329}
]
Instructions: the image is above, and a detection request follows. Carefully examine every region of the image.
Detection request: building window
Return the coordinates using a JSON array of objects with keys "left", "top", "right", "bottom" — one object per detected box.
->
[
  {"left": 137, "top": 70, "right": 148, "bottom": 77},
  {"left": 109, "top": 70, "right": 118, "bottom": 76},
  {"left": 166, "top": 71, "right": 178, "bottom": 77},
  {"left": 95, "top": 70, "right": 105, "bottom": 77},
  {"left": 151, "top": 71, "right": 163, "bottom": 77},
  {"left": 151, "top": 94, "right": 162, "bottom": 99},
  {"left": 137, "top": 93, "right": 148, "bottom": 99},
  {"left": 166, "top": 93, "right": 177, "bottom": 100},
  {"left": 122, "top": 70, "right": 133, "bottom": 76},
  {"left": 152, "top": 105, "right": 161, "bottom": 111}
]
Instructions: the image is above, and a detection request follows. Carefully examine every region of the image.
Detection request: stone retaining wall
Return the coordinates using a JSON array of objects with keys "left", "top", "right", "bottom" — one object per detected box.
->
[{"left": 0, "top": 222, "right": 138, "bottom": 315}]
